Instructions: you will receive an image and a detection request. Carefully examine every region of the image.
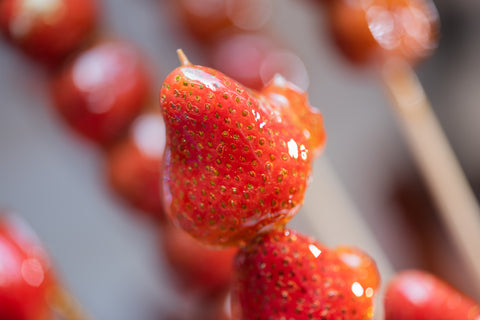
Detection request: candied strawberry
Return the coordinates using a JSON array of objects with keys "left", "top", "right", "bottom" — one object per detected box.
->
[
  {"left": 160, "top": 224, "right": 237, "bottom": 297},
  {"left": 159, "top": 51, "right": 325, "bottom": 247},
  {"left": 232, "top": 228, "right": 379, "bottom": 319},
  {"left": 106, "top": 110, "right": 166, "bottom": 222},
  {"left": 175, "top": 0, "right": 231, "bottom": 42},
  {"left": 51, "top": 40, "right": 150, "bottom": 145},
  {"left": 0, "top": 213, "right": 55, "bottom": 320},
  {"left": 0, "top": 0, "right": 97, "bottom": 64},
  {"left": 326, "top": 0, "right": 439, "bottom": 66},
  {"left": 175, "top": 0, "right": 272, "bottom": 43},
  {"left": 385, "top": 270, "right": 480, "bottom": 320}
]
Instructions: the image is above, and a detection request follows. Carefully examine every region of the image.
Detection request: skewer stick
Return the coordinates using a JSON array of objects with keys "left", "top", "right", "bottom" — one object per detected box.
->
[
  {"left": 382, "top": 59, "right": 480, "bottom": 295},
  {"left": 303, "top": 156, "right": 395, "bottom": 319},
  {"left": 48, "top": 285, "right": 91, "bottom": 320}
]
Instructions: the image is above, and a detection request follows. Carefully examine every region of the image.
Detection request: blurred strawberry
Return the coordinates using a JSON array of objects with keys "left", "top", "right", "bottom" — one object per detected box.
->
[
  {"left": 174, "top": 0, "right": 231, "bottom": 43},
  {"left": 106, "top": 110, "right": 166, "bottom": 222},
  {"left": 175, "top": 0, "right": 272, "bottom": 43},
  {"left": 51, "top": 40, "right": 150, "bottom": 145},
  {"left": 0, "top": 0, "right": 97, "bottom": 65},
  {"left": 326, "top": 0, "right": 439, "bottom": 66},
  {"left": 0, "top": 213, "right": 55, "bottom": 320},
  {"left": 385, "top": 270, "right": 480, "bottom": 320},
  {"left": 160, "top": 224, "right": 237, "bottom": 297}
]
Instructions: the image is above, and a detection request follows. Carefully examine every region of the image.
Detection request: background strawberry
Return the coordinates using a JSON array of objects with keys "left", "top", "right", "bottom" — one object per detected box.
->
[
  {"left": 106, "top": 110, "right": 166, "bottom": 222},
  {"left": 0, "top": 0, "right": 97, "bottom": 65},
  {"left": 0, "top": 214, "right": 55, "bottom": 320},
  {"left": 160, "top": 52, "right": 325, "bottom": 247},
  {"left": 160, "top": 223, "right": 237, "bottom": 297},
  {"left": 232, "top": 228, "right": 379, "bottom": 319},
  {"left": 51, "top": 40, "right": 150, "bottom": 145},
  {"left": 384, "top": 270, "right": 480, "bottom": 320}
]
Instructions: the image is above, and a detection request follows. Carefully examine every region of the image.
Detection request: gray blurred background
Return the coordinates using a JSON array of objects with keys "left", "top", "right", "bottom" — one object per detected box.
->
[{"left": 1, "top": 0, "right": 479, "bottom": 319}]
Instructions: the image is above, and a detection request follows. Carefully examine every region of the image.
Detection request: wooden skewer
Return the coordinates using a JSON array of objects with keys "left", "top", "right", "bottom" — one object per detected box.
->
[
  {"left": 47, "top": 284, "right": 91, "bottom": 320},
  {"left": 381, "top": 59, "right": 480, "bottom": 296}
]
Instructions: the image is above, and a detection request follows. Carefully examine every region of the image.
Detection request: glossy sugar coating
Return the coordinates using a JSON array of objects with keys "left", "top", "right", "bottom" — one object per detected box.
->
[
  {"left": 232, "top": 228, "right": 380, "bottom": 319},
  {"left": 327, "top": 0, "right": 439, "bottom": 66},
  {"left": 336, "top": 246, "right": 381, "bottom": 292},
  {"left": 160, "top": 57, "right": 325, "bottom": 247},
  {"left": 0, "top": 214, "right": 55, "bottom": 320},
  {"left": 51, "top": 40, "right": 150, "bottom": 145},
  {"left": 0, "top": 0, "right": 97, "bottom": 64}
]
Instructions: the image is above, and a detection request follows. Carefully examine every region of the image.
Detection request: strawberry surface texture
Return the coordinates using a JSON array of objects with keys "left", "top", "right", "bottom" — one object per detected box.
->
[
  {"left": 232, "top": 228, "right": 379, "bottom": 319},
  {"left": 160, "top": 51, "right": 326, "bottom": 247}
]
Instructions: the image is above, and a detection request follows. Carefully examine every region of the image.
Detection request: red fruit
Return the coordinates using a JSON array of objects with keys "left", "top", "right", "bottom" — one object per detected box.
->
[
  {"left": 175, "top": 0, "right": 272, "bottom": 43},
  {"left": 326, "top": 0, "right": 439, "bottom": 66},
  {"left": 0, "top": 213, "right": 55, "bottom": 320},
  {"left": 51, "top": 40, "right": 150, "bottom": 145},
  {"left": 385, "top": 270, "right": 480, "bottom": 320},
  {"left": 175, "top": 0, "right": 231, "bottom": 42},
  {"left": 159, "top": 51, "right": 325, "bottom": 247},
  {"left": 160, "top": 224, "right": 237, "bottom": 297},
  {"left": 107, "top": 111, "right": 166, "bottom": 221},
  {"left": 0, "top": 0, "right": 97, "bottom": 64},
  {"left": 209, "top": 32, "right": 309, "bottom": 91},
  {"left": 232, "top": 228, "right": 379, "bottom": 319}
]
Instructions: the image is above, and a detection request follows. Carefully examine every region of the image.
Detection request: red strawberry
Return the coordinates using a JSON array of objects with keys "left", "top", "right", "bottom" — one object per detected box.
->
[
  {"left": 159, "top": 51, "right": 325, "bottom": 247},
  {"left": 51, "top": 40, "right": 150, "bottom": 145},
  {"left": 160, "top": 224, "right": 237, "bottom": 297},
  {"left": 384, "top": 270, "right": 480, "bottom": 320},
  {"left": 175, "top": 0, "right": 273, "bottom": 43},
  {"left": 0, "top": 213, "right": 55, "bottom": 320},
  {"left": 232, "top": 228, "right": 379, "bottom": 319},
  {"left": 0, "top": 0, "right": 97, "bottom": 65},
  {"left": 175, "top": 0, "right": 231, "bottom": 43},
  {"left": 106, "top": 110, "right": 166, "bottom": 222},
  {"left": 326, "top": 0, "right": 439, "bottom": 66}
]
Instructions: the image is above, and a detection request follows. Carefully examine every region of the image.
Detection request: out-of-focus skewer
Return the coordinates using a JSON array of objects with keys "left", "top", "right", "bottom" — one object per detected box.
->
[
  {"left": 382, "top": 60, "right": 480, "bottom": 296},
  {"left": 48, "top": 285, "right": 91, "bottom": 320},
  {"left": 303, "top": 156, "right": 396, "bottom": 319}
]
